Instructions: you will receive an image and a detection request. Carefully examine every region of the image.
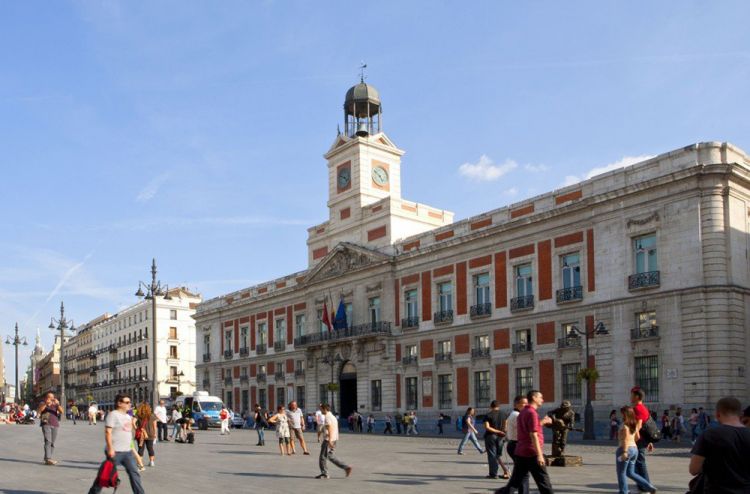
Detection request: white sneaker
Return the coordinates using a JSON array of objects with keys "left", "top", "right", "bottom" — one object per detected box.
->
[{"left": 149, "top": 460, "right": 155, "bottom": 467}]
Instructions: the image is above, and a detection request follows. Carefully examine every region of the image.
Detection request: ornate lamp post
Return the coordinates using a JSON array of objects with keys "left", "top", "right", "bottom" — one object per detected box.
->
[
  {"left": 135, "top": 258, "right": 171, "bottom": 408},
  {"left": 48, "top": 302, "right": 75, "bottom": 419},
  {"left": 321, "top": 352, "right": 342, "bottom": 414},
  {"left": 565, "top": 321, "right": 608, "bottom": 440},
  {"left": 177, "top": 370, "right": 185, "bottom": 396},
  {"left": 5, "top": 323, "right": 28, "bottom": 403}
]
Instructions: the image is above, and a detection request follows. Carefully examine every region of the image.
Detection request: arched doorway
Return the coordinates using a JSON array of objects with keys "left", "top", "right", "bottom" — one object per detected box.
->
[{"left": 339, "top": 361, "right": 357, "bottom": 418}]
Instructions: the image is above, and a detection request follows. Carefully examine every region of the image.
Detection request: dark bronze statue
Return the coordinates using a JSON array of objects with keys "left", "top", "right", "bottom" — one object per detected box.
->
[{"left": 546, "top": 400, "right": 576, "bottom": 457}]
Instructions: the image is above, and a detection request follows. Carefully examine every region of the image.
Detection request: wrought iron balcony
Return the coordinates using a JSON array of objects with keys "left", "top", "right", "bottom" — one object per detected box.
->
[
  {"left": 202, "top": 353, "right": 211, "bottom": 362},
  {"left": 274, "top": 371, "right": 285, "bottom": 380},
  {"left": 510, "top": 295, "right": 534, "bottom": 312},
  {"left": 401, "top": 316, "right": 420, "bottom": 329},
  {"left": 256, "top": 344, "right": 267, "bottom": 355},
  {"left": 274, "top": 341, "right": 286, "bottom": 352},
  {"left": 401, "top": 355, "right": 418, "bottom": 365},
  {"left": 631, "top": 326, "right": 659, "bottom": 340},
  {"left": 294, "top": 369, "right": 305, "bottom": 377},
  {"left": 470, "top": 303, "right": 492, "bottom": 318},
  {"left": 223, "top": 349, "right": 233, "bottom": 360},
  {"left": 556, "top": 286, "right": 583, "bottom": 304},
  {"left": 294, "top": 321, "right": 392, "bottom": 348},
  {"left": 224, "top": 376, "right": 233, "bottom": 386},
  {"left": 512, "top": 342, "right": 533, "bottom": 354},
  {"left": 433, "top": 310, "right": 454, "bottom": 324},
  {"left": 557, "top": 336, "right": 582, "bottom": 349},
  {"left": 471, "top": 347, "right": 490, "bottom": 359},
  {"left": 240, "top": 375, "right": 249, "bottom": 384},
  {"left": 628, "top": 271, "right": 660, "bottom": 290},
  {"left": 239, "top": 347, "right": 249, "bottom": 357},
  {"left": 435, "top": 351, "right": 452, "bottom": 362},
  {"left": 256, "top": 373, "right": 267, "bottom": 383}
]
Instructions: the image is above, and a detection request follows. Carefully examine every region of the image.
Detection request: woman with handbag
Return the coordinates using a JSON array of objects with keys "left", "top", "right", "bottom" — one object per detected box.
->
[{"left": 135, "top": 402, "right": 158, "bottom": 468}]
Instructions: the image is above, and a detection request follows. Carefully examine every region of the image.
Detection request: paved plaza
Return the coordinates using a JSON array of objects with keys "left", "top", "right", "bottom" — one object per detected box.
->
[{"left": 0, "top": 422, "right": 695, "bottom": 494}]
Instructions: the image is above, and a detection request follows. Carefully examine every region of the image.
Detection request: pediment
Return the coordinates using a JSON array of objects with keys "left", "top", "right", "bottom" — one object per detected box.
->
[{"left": 307, "top": 242, "right": 391, "bottom": 284}]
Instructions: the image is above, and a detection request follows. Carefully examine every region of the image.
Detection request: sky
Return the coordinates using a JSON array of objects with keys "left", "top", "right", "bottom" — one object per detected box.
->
[{"left": 2, "top": 1, "right": 750, "bottom": 384}]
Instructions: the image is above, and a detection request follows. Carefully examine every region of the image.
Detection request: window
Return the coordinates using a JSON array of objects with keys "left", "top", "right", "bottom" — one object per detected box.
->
[
  {"left": 345, "top": 303, "right": 353, "bottom": 328},
  {"left": 636, "top": 311, "right": 657, "bottom": 336},
  {"left": 635, "top": 356, "right": 659, "bottom": 402},
  {"left": 169, "top": 366, "right": 178, "bottom": 378},
  {"left": 240, "top": 326, "right": 249, "bottom": 349},
  {"left": 277, "top": 388, "right": 286, "bottom": 408},
  {"left": 474, "top": 371, "right": 490, "bottom": 407},
  {"left": 405, "top": 289, "right": 419, "bottom": 318},
  {"left": 226, "top": 391, "right": 233, "bottom": 409},
  {"left": 368, "top": 297, "right": 381, "bottom": 324},
  {"left": 371, "top": 380, "right": 382, "bottom": 411},
  {"left": 258, "top": 364, "right": 266, "bottom": 376},
  {"left": 225, "top": 330, "right": 233, "bottom": 352},
  {"left": 438, "top": 339, "right": 451, "bottom": 355},
  {"left": 240, "top": 366, "right": 248, "bottom": 378},
  {"left": 561, "top": 253, "right": 581, "bottom": 288},
  {"left": 405, "top": 344, "right": 417, "bottom": 358},
  {"left": 438, "top": 374, "right": 452, "bottom": 409},
  {"left": 295, "top": 314, "right": 305, "bottom": 338},
  {"left": 634, "top": 234, "right": 658, "bottom": 273},
  {"left": 515, "top": 367, "right": 533, "bottom": 397},
  {"left": 438, "top": 282, "right": 452, "bottom": 312},
  {"left": 405, "top": 377, "right": 418, "bottom": 410},
  {"left": 516, "top": 329, "right": 531, "bottom": 350},
  {"left": 319, "top": 384, "right": 329, "bottom": 405},
  {"left": 203, "top": 334, "right": 210, "bottom": 354},
  {"left": 475, "top": 334, "right": 489, "bottom": 350},
  {"left": 168, "top": 326, "right": 177, "bottom": 339},
  {"left": 515, "top": 264, "right": 533, "bottom": 297},
  {"left": 474, "top": 273, "right": 491, "bottom": 305},
  {"left": 169, "top": 345, "right": 178, "bottom": 359},
  {"left": 258, "top": 389, "right": 267, "bottom": 409},
  {"left": 258, "top": 322, "right": 267, "bottom": 346},
  {"left": 241, "top": 390, "right": 249, "bottom": 413},
  {"left": 561, "top": 363, "right": 581, "bottom": 400},
  {"left": 275, "top": 319, "right": 286, "bottom": 343},
  {"left": 297, "top": 386, "right": 306, "bottom": 409},
  {"left": 170, "top": 309, "right": 177, "bottom": 320}
]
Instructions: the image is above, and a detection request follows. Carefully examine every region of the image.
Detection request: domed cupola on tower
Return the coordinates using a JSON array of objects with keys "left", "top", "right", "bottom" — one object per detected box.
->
[{"left": 344, "top": 80, "right": 382, "bottom": 138}]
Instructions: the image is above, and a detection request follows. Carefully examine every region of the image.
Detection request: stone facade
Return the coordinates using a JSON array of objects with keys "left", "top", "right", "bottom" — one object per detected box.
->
[{"left": 194, "top": 84, "right": 750, "bottom": 421}]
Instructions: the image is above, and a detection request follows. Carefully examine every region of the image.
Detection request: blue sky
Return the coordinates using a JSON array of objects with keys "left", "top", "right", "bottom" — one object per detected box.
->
[{"left": 2, "top": 1, "right": 749, "bottom": 381}]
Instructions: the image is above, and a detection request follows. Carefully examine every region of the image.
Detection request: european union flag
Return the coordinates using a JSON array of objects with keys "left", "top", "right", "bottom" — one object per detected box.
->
[{"left": 333, "top": 299, "right": 347, "bottom": 330}]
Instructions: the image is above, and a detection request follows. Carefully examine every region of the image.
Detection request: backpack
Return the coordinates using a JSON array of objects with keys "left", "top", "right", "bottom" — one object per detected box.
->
[
  {"left": 640, "top": 416, "right": 662, "bottom": 443},
  {"left": 93, "top": 458, "right": 120, "bottom": 491},
  {"left": 187, "top": 432, "right": 195, "bottom": 444}
]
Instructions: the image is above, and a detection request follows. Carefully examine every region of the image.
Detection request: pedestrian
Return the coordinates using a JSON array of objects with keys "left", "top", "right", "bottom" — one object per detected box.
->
[
  {"left": 437, "top": 413, "right": 444, "bottom": 435},
  {"left": 357, "top": 412, "right": 363, "bottom": 433},
  {"left": 484, "top": 400, "right": 510, "bottom": 479},
  {"left": 154, "top": 399, "right": 168, "bottom": 442},
  {"left": 135, "top": 402, "right": 157, "bottom": 467},
  {"left": 616, "top": 406, "right": 657, "bottom": 494},
  {"left": 220, "top": 404, "right": 230, "bottom": 435},
  {"left": 689, "top": 408, "right": 699, "bottom": 443},
  {"left": 689, "top": 396, "right": 750, "bottom": 493},
  {"left": 412, "top": 411, "right": 419, "bottom": 434},
  {"left": 395, "top": 411, "right": 403, "bottom": 434},
  {"left": 367, "top": 414, "right": 375, "bottom": 433},
  {"left": 630, "top": 387, "right": 654, "bottom": 487},
  {"left": 268, "top": 405, "right": 291, "bottom": 456},
  {"left": 609, "top": 409, "right": 619, "bottom": 440},
  {"left": 37, "top": 391, "right": 62, "bottom": 465},
  {"left": 170, "top": 406, "right": 181, "bottom": 440},
  {"left": 316, "top": 403, "right": 352, "bottom": 479},
  {"left": 504, "top": 395, "right": 530, "bottom": 494},
  {"left": 697, "top": 407, "right": 710, "bottom": 435},
  {"left": 383, "top": 415, "right": 393, "bottom": 434},
  {"left": 88, "top": 393, "right": 145, "bottom": 494},
  {"left": 287, "top": 401, "right": 310, "bottom": 455},
  {"left": 71, "top": 404, "right": 79, "bottom": 425},
  {"left": 315, "top": 404, "right": 326, "bottom": 443},
  {"left": 406, "top": 412, "right": 418, "bottom": 435},
  {"left": 254, "top": 404, "right": 268, "bottom": 446},
  {"left": 660, "top": 410, "right": 672, "bottom": 440},
  {"left": 672, "top": 409, "right": 685, "bottom": 442},
  {"left": 494, "top": 390, "right": 554, "bottom": 494},
  {"left": 457, "top": 407, "right": 484, "bottom": 455},
  {"left": 88, "top": 402, "right": 98, "bottom": 425}
]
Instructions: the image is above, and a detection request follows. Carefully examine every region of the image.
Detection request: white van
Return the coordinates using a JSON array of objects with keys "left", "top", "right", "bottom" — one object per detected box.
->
[{"left": 174, "top": 391, "right": 225, "bottom": 430}]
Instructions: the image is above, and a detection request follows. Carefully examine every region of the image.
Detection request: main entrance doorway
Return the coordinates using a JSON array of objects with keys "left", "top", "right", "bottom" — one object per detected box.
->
[{"left": 339, "top": 361, "right": 357, "bottom": 418}]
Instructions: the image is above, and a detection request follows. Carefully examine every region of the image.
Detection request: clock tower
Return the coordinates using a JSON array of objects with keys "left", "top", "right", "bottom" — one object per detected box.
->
[{"left": 307, "top": 80, "right": 453, "bottom": 266}]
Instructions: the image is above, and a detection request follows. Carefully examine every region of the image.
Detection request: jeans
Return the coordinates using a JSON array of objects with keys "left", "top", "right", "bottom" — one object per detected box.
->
[
  {"left": 634, "top": 444, "right": 651, "bottom": 487},
  {"left": 458, "top": 430, "right": 483, "bottom": 453},
  {"left": 42, "top": 425, "right": 58, "bottom": 461},
  {"left": 506, "top": 440, "right": 529, "bottom": 494},
  {"left": 256, "top": 426, "right": 265, "bottom": 444},
  {"left": 89, "top": 451, "right": 144, "bottom": 494},
  {"left": 319, "top": 441, "right": 349, "bottom": 475},
  {"left": 497, "top": 455, "right": 554, "bottom": 494},
  {"left": 616, "top": 447, "right": 655, "bottom": 494},
  {"left": 485, "top": 435, "right": 504, "bottom": 477},
  {"left": 171, "top": 423, "right": 180, "bottom": 438},
  {"left": 157, "top": 422, "right": 168, "bottom": 441}
]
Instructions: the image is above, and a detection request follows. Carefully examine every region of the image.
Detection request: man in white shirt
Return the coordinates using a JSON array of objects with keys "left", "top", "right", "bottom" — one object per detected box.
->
[
  {"left": 503, "top": 395, "right": 529, "bottom": 494},
  {"left": 315, "top": 404, "right": 326, "bottom": 443},
  {"left": 88, "top": 393, "right": 144, "bottom": 494},
  {"left": 88, "top": 403, "right": 98, "bottom": 425},
  {"left": 154, "top": 400, "right": 168, "bottom": 442},
  {"left": 287, "top": 401, "right": 310, "bottom": 455},
  {"left": 316, "top": 403, "right": 352, "bottom": 479}
]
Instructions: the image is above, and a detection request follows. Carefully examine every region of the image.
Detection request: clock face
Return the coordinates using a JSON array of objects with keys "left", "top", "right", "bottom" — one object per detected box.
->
[
  {"left": 338, "top": 168, "right": 351, "bottom": 189},
  {"left": 372, "top": 166, "right": 389, "bottom": 185}
]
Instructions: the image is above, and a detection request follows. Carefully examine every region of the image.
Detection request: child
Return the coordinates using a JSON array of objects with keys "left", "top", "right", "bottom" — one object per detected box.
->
[{"left": 268, "top": 405, "right": 291, "bottom": 456}]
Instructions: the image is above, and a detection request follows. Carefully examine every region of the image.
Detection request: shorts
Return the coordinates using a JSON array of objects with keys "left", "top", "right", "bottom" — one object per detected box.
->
[
  {"left": 317, "top": 424, "right": 324, "bottom": 432},
  {"left": 292, "top": 428, "right": 304, "bottom": 440},
  {"left": 278, "top": 437, "right": 289, "bottom": 445}
]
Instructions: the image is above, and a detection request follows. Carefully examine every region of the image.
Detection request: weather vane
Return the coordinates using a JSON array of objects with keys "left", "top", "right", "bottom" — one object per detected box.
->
[{"left": 359, "top": 61, "right": 367, "bottom": 82}]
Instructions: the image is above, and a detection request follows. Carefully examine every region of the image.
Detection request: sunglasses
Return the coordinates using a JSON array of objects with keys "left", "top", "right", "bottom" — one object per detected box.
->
[{"left": 120, "top": 400, "right": 131, "bottom": 405}]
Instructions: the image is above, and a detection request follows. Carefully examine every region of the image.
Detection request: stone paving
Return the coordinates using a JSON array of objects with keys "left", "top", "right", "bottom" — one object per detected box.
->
[{"left": 0, "top": 422, "right": 694, "bottom": 493}]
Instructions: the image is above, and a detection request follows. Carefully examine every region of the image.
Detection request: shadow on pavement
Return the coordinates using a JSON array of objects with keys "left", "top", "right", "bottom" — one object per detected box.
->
[
  {"left": 217, "top": 471, "right": 313, "bottom": 480},
  {"left": 0, "top": 457, "right": 96, "bottom": 471}
]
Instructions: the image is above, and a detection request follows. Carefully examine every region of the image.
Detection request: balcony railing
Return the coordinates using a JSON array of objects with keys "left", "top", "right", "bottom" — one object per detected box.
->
[
  {"left": 510, "top": 295, "right": 534, "bottom": 312},
  {"left": 401, "top": 316, "right": 420, "bottom": 329},
  {"left": 274, "top": 341, "right": 286, "bottom": 352},
  {"left": 471, "top": 347, "right": 490, "bottom": 359},
  {"left": 294, "top": 321, "right": 392, "bottom": 348},
  {"left": 274, "top": 371, "right": 285, "bottom": 380},
  {"left": 256, "top": 373, "right": 267, "bottom": 383},
  {"left": 294, "top": 369, "right": 305, "bottom": 377},
  {"left": 433, "top": 310, "right": 454, "bottom": 325},
  {"left": 556, "top": 286, "right": 583, "bottom": 304},
  {"left": 631, "top": 326, "right": 659, "bottom": 340},
  {"left": 512, "top": 342, "right": 533, "bottom": 354},
  {"left": 240, "top": 375, "right": 249, "bottom": 384},
  {"left": 202, "top": 353, "right": 212, "bottom": 362},
  {"left": 435, "top": 351, "right": 452, "bottom": 362},
  {"left": 256, "top": 344, "right": 267, "bottom": 355},
  {"left": 470, "top": 303, "right": 492, "bottom": 318},
  {"left": 402, "top": 355, "right": 418, "bottom": 366},
  {"left": 224, "top": 376, "right": 233, "bottom": 386},
  {"left": 223, "top": 349, "right": 233, "bottom": 360},
  {"left": 239, "top": 347, "right": 249, "bottom": 357},
  {"left": 628, "top": 271, "right": 660, "bottom": 290},
  {"left": 557, "top": 336, "right": 582, "bottom": 349}
]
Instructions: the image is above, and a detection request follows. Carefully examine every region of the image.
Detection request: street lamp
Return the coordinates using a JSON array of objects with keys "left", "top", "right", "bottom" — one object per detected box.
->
[
  {"left": 48, "top": 302, "right": 75, "bottom": 420},
  {"left": 321, "top": 352, "right": 343, "bottom": 414},
  {"left": 566, "top": 321, "right": 608, "bottom": 440},
  {"left": 5, "top": 323, "right": 28, "bottom": 403},
  {"left": 135, "top": 258, "right": 172, "bottom": 409},
  {"left": 177, "top": 370, "right": 185, "bottom": 396}
]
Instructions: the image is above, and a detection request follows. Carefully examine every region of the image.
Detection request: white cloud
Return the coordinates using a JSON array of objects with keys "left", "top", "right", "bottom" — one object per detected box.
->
[
  {"left": 458, "top": 155, "right": 518, "bottom": 182},
  {"left": 563, "top": 155, "right": 655, "bottom": 186},
  {"left": 524, "top": 163, "right": 549, "bottom": 173},
  {"left": 504, "top": 187, "right": 519, "bottom": 196},
  {"left": 136, "top": 172, "right": 170, "bottom": 203}
]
